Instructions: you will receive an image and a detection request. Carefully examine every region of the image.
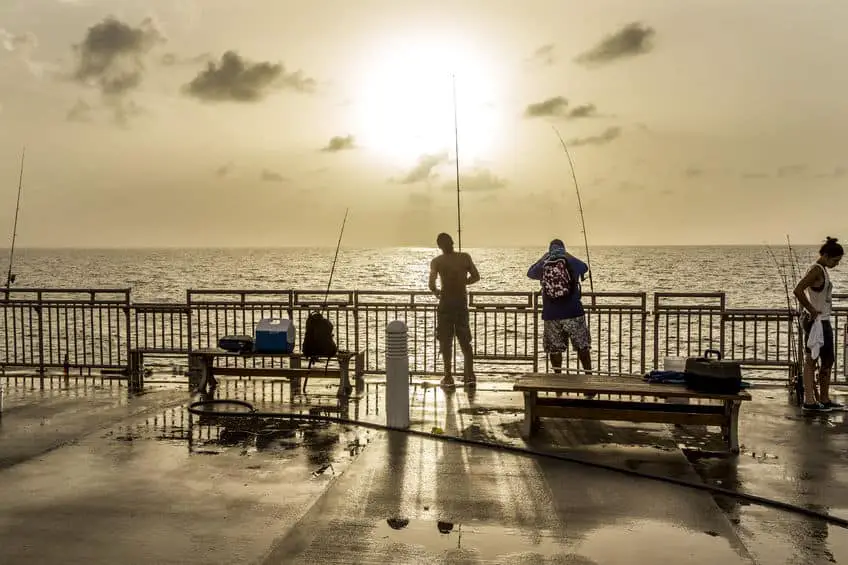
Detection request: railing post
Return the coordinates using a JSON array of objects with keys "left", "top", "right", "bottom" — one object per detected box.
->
[
  {"left": 124, "top": 290, "right": 132, "bottom": 372},
  {"left": 640, "top": 292, "right": 647, "bottom": 375},
  {"left": 652, "top": 293, "right": 660, "bottom": 370},
  {"left": 37, "top": 291, "right": 45, "bottom": 386},
  {"left": 532, "top": 291, "right": 539, "bottom": 373},
  {"left": 186, "top": 289, "right": 193, "bottom": 355},
  {"left": 842, "top": 322, "right": 847, "bottom": 379},
  {"left": 719, "top": 293, "right": 727, "bottom": 357},
  {"left": 353, "top": 290, "right": 361, "bottom": 370}
]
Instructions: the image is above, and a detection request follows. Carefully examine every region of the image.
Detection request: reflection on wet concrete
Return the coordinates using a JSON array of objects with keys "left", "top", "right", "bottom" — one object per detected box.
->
[
  {"left": 258, "top": 381, "right": 755, "bottom": 564},
  {"left": 4, "top": 373, "right": 848, "bottom": 564},
  {"left": 685, "top": 386, "right": 848, "bottom": 564}
]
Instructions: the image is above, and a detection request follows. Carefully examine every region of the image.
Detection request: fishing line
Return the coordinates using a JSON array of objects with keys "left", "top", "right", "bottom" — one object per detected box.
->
[
  {"left": 323, "top": 207, "right": 349, "bottom": 310},
  {"left": 308, "top": 207, "right": 349, "bottom": 378},
  {"left": 452, "top": 74, "right": 462, "bottom": 251},
  {"left": 5, "top": 146, "right": 26, "bottom": 290},
  {"left": 551, "top": 126, "right": 594, "bottom": 297},
  {"left": 764, "top": 244, "right": 802, "bottom": 402},
  {"left": 187, "top": 398, "right": 848, "bottom": 529}
]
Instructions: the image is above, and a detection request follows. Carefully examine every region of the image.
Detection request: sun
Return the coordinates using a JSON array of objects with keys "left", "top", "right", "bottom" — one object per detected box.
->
[{"left": 352, "top": 34, "right": 504, "bottom": 168}]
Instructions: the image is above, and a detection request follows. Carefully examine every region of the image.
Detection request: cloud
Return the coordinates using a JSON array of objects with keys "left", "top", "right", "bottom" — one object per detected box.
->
[
  {"left": 741, "top": 171, "right": 769, "bottom": 179},
  {"left": 1, "top": 29, "right": 38, "bottom": 53},
  {"left": 524, "top": 96, "right": 568, "bottom": 118},
  {"left": 69, "top": 17, "right": 164, "bottom": 125},
  {"left": 66, "top": 98, "right": 92, "bottom": 122},
  {"left": 322, "top": 135, "right": 355, "bottom": 152},
  {"left": 617, "top": 180, "right": 644, "bottom": 193},
  {"left": 160, "top": 52, "right": 212, "bottom": 66},
  {"left": 567, "top": 104, "right": 597, "bottom": 119},
  {"left": 524, "top": 97, "right": 598, "bottom": 119},
  {"left": 527, "top": 43, "right": 555, "bottom": 66},
  {"left": 408, "top": 192, "right": 433, "bottom": 208},
  {"left": 777, "top": 164, "right": 807, "bottom": 178},
  {"left": 113, "top": 99, "right": 145, "bottom": 127},
  {"left": 816, "top": 166, "right": 847, "bottom": 179},
  {"left": 1, "top": 28, "right": 49, "bottom": 77},
  {"left": 72, "top": 17, "right": 163, "bottom": 95},
  {"left": 214, "top": 163, "right": 233, "bottom": 178},
  {"left": 684, "top": 166, "right": 703, "bottom": 178},
  {"left": 568, "top": 126, "right": 622, "bottom": 147},
  {"left": 397, "top": 152, "right": 450, "bottom": 184},
  {"left": 260, "top": 169, "right": 286, "bottom": 183},
  {"left": 575, "top": 22, "right": 656, "bottom": 67},
  {"left": 183, "top": 50, "right": 315, "bottom": 102},
  {"left": 442, "top": 168, "right": 507, "bottom": 192}
]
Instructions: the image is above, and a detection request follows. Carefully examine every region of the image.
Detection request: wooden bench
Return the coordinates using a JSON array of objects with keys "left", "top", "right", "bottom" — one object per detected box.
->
[
  {"left": 514, "top": 373, "right": 752, "bottom": 453},
  {"left": 188, "top": 348, "right": 366, "bottom": 399}
]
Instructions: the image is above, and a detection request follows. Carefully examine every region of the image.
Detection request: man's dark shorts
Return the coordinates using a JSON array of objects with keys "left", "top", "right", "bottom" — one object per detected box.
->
[
  {"left": 803, "top": 317, "right": 834, "bottom": 366},
  {"left": 437, "top": 307, "right": 472, "bottom": 346}
]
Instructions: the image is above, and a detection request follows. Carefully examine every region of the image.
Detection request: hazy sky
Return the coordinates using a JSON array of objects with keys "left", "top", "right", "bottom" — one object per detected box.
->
[{"left": 1, "top": 0, "right": 846, "bottom": 248}]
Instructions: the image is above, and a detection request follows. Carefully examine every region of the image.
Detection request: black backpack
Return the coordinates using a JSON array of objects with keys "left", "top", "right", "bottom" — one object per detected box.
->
[
  {"left": 301, "top": 311, "right": 338, "bottom": 361},
  {"left": 541, "top": 257, "right": 577, "bottom": 299}
]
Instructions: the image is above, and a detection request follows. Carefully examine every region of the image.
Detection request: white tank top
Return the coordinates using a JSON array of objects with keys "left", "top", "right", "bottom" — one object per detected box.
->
[{"left": 807, "top": 263, "right": 833, "bottom": 320}]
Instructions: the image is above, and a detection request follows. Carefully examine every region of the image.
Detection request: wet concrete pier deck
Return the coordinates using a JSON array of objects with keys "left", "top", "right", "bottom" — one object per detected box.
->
[{"left": 1, "top": 374, "right": 847, "bottom": 563}]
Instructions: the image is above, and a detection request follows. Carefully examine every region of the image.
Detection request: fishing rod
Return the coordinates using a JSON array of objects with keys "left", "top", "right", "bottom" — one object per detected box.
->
[
  {"left": 765, "top": 245, "right": 798, "bottom": 362},
  {"left": 322, "top": 207, "right": 349, "bottom": 309},
  {"left": 551, "top": 126, "right": 594, "bottom": 296},
  {"left": 452, "top": 74, "right": 462, "bottom": 251},
  {"left": 6, "top": 146, "right": 26, "bottom": 290}
]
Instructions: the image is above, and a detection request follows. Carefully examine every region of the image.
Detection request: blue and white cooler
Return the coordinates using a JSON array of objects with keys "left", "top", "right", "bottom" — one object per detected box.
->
[{"left": 254, "top": 318, "right": 296, "bottom": 353}]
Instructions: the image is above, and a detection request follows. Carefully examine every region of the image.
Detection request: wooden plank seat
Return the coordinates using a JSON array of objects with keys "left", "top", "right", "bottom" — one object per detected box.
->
[
  {"left": 187, "top": 348, "right": 365, "bottom": 399},
  {"left": 514, "top": 373, "right": 752, "bottom": 453}
]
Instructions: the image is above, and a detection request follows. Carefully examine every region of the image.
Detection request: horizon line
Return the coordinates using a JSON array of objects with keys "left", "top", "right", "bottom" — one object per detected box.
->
[{"left": 0, "top": 243, "right": 826, "bottom": 251}]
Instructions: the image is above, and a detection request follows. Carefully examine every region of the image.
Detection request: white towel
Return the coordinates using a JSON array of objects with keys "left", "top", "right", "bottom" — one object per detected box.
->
[{"left": 807, "top": 317, "right": 825, "bottom": 360}]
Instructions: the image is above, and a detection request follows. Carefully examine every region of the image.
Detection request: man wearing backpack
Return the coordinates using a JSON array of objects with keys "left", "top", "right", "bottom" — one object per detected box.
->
[
  {"left": 429, "top": 232, "right": 480, "bottom": 389},
  {"left": 527, "top": 239, "right": 592, "bottom": 374}
]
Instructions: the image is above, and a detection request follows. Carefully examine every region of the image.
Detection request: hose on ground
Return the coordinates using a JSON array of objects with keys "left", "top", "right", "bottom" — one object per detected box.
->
[{"left": 187, "top": 398, "right": 848, "bottom": 529}]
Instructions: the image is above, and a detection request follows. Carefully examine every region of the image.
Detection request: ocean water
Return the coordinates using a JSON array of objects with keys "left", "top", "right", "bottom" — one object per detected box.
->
[{"left": 1, "top": 245, "right": 845, "bottom": 308}]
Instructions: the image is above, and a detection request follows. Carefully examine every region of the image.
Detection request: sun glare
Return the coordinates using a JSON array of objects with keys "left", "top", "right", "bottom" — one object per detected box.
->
[{"left": 353, "top": 36, "right": 504, "bottom": 169}]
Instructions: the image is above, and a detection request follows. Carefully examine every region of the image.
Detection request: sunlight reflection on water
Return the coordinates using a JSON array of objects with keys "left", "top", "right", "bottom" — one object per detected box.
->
[{"left": 3, "top": 245, "right": 840, "bottom": 308}]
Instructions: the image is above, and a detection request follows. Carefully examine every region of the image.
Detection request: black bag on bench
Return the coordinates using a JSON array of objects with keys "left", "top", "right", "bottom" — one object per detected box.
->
[{"left": 684, "top": 349, "right": 742, "bottom": 394}]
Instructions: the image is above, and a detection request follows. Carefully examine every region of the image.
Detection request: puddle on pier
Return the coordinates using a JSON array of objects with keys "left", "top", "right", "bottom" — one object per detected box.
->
[
  {"left": 371, "top": 518, "right": 745, "bottom": 564},
  {"left": 102, "top": 400, "right": 372, "bottom": 479}
]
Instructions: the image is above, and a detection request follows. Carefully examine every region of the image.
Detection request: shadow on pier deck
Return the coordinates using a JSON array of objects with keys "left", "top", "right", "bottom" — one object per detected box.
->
[{"left": 0, "top": 373, "right": 846, "bottom": 564}]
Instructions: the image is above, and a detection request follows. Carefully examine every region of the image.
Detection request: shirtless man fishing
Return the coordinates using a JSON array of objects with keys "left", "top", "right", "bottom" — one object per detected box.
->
[{"left": 428, "top": 232, "right": 480, "bottom": 389}]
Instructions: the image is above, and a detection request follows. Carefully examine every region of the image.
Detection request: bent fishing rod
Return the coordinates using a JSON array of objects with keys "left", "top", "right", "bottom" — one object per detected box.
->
[
  {"left": 6, "top": 146, "right": 26, "bottom": 290},
  {"left": 552, "top": 126, "right": 594, "bottom": 297},
  {"left": 322, "top": 207, "right": 349, "bottom": 309},
  {"left": 452, "top": 73, "right": 462, "bottom": 251}
]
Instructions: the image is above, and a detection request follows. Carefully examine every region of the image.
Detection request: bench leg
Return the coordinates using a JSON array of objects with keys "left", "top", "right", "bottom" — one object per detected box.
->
[
  {"left": 354, "top": 352, "right": 366, "bottom": 396},
  {"left": 188, "top": 353, "right": 202, "bottom": 392},
  {"left": 129, "top": 351, "right": 142, "bottom": 392},
  {"left": 521, "top": 391, "right": 539, "bottom": 440},
  {"left": 193, "top": 355, "right": 214, "bottom": 396},
  {"left": 289, "top": 355, "right": 302, "bottom": 396},
  {"left": 338, "top": 355, "right": 353, "bottom": 399},
  {"left": 723, "top": 400, "right": 741, "bottom": 454}
]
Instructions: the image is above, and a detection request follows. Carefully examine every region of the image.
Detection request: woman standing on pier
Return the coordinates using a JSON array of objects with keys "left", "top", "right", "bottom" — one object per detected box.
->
[{"left": 793, "top": 236, "right": 844, "bottom": 413}]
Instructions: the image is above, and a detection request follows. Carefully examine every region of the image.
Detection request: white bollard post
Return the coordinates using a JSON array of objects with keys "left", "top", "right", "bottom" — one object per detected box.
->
[{"left": 386, "top": 320, "right": 410, "bottom": 429}]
